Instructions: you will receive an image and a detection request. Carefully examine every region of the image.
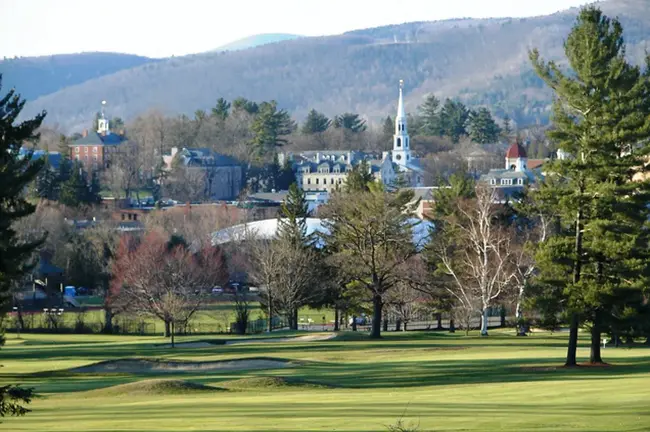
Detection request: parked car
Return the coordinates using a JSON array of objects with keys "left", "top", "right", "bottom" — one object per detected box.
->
[{"left": 211, "top": 286, "right": 224, "bottom": 294}]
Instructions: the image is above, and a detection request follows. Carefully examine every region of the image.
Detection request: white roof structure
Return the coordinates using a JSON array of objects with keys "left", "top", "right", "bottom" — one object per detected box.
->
[{"left": 211, "top": 217, "right": 433, "bottom": 250}]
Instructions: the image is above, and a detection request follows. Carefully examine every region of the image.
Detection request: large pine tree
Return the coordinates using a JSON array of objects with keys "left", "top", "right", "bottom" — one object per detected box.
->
[
  {"left": 530, "top": 6, "right": 650, "bottom": 366},
  {"left": 418, "top": 94, "right": 442, "bottom": 136},
  {"left": 301, "top": 109, "right": 331, "bottom": 135},
  {"left": 0, "top": 75, "right": 46, "bottom": 417}
]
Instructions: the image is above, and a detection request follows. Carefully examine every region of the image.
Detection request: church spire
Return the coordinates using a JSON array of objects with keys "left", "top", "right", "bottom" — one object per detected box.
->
[{"left": 392, "top": 79, "right": 410, "bottom": 170}]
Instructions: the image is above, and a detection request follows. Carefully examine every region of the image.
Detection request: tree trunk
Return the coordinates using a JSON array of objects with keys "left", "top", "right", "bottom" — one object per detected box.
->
[
  {"left": 103, "top": 308, "right": 113, "bottom": 334},
  {"left": 436, "top": 313, "right": 442, "bottom": 330},
  {"left": 164, "top": 320, "right": 171, "bottom": 338},
  {"left": 290, "top": 308, "right": 298, "bottom": 331},
  {"left": 267, "top": 296, "right": 273, "bottom": 333},
  {"left": 403, "top": 321, "right": 408, "bottom": 332},
  {"left": 590, "top": 313, "right": 603, "bottom": 364},
  {"left": 370, "top": 294, "right": 383, "bottom": 339},
  {"left": 566, "top": 312, "right": 579, "bottom": 367},
  {"left": 449, "top": 318, "right": 455, "bottom": 333},
  {"left": 566, "top": 207, "right": 584, "bottom": 367},
  {"left": 516, "top": 300, "right": 527, "bottom": 336},
  {"left": 334, "top": 308, "right": 340, "bottom": 332},
  {"left": 395, "top": 319, "right": 402, "bottom": 332},
  {"left": 383, "top": 319, "right": 388, "bottom": 332},
  {"left": 352, "top": 316, "right": 357, "bottom": 332},
  {"left": 480, "top": 308, "right": 489, "bottom": 336},
  {"left": 170, "top": 321, "right": 175, "bottom": 348}
]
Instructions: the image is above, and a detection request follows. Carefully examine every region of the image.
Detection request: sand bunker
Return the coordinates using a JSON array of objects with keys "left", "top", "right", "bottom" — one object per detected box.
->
[
  {"left": 225, "top": 334, "right": 335, "bottom": 345},
  {"left": 69, "top": 358, "right": 292, "bottom": 374}
]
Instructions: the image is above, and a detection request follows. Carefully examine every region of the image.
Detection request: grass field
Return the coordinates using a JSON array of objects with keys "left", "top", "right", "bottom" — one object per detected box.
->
[{"left": 1, "top": 330, "right": 649, "bottom": 431}]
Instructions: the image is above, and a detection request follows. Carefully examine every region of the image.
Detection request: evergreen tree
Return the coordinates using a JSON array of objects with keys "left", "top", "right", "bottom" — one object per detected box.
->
[
  {"left": 211, "top": 97, "right": 231, "bottom": 121},
  {"left": 333, "top": 113, "right": 367, "bottom": 133},
  {"left": 33, "top": 157, "right": 60, "bottom": 200},
  {"left": 440, "top": 99, "right": 470, "bottom": 144},
  {"left": 382, "top": 116, "right": 394, "bottom": 142},
  {"left": 501, "top": 114, "right": 513, "bottom": 139},
  {"left": 59, "top": 161, "right": 89, "bottom": 207},
  {"left": 0, "top": 75, "right": 45, "bottom": 417},
  {"left": 468, "top": 107, "right": 502, "bottom": 144},
  {"left": 530, "top": 6, "right": 650, "bottom": 366},
  {"left": 277, "top": 183, "right": 310, "bottom": 247},
  {"left": 232, "top": 97, "right": 259, "bottom": 115},
  {"left": 301, "top": 109, "right": 331, "bottom": 134},
  {"left": 249, "top": 101, "right": 294, "bottom": 159},
  {"left": 418, "top": 94, "right": 442, "bottom": 136},
  {"left": 57, "top": 133, "right": 70, "bottom": 157},
  {"left": 87, "top": 169, "right": 103, "bottom": 204},
  {"left": 344, "top": 160, "right": 374, "bottom": 193},
  {"left": 276, "top": 158, "right": 296, "bottom": 191},
  {"left": 111, "top": 117, "right": 125, "bottom": 132}
]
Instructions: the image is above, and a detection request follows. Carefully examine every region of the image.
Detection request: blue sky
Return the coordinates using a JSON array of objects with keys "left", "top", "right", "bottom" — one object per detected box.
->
[{"left": 0, "top": 0, "right": 591, "bottom": 58}]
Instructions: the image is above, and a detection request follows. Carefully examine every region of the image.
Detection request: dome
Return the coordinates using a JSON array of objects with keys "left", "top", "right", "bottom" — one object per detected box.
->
[{"left": 506, "top": 142, "right": 527, "bottom": 159}]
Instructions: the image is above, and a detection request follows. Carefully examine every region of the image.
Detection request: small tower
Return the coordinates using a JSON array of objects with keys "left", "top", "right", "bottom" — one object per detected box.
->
[
  {"left": 97, "top": 100, "right": 110, "bottom": 135},
  {"left": 392, "top": 80, "right": 410, "bottom": 171},
  {"left": 505, "top": 139, "right": 528, "bottom": 172}
]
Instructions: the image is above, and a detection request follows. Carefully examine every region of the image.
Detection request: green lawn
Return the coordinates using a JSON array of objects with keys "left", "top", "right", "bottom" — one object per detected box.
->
[{"left": 1, "top": 330, "right": 649, "bottom": 431}]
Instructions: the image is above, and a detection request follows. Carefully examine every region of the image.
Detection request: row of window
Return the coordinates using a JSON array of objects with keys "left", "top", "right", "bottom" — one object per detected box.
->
[
  {"left": 303, "top": 177, "right": 344, "bottom": 186},
  {"left": 75, "top": 146, "right": 100, "bottom": 153},
  {"left": 490, "top": 178, "right": 524, "bottom": 186}
]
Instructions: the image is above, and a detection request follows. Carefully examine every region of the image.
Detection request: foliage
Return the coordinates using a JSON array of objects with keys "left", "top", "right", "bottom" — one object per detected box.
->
[
  {"left": 301, "top": 109, "right": 331, "bottom": 134},
  {"left": 0, "top": 75, "right": 44, "bottom": 418},
  {"left": 468, "top": 107, "right": 501, "bottom": 144},
  {"left": 529, "top": 5, "right": 650, "bottom": 365},
  {"left": 417, "top": 94, "right": 442, "bottom": 136},
  {"left": 249, "top": 101, "right": 294, "bottom": 159},
  {"left": 344, "top": 161, "right": 374, "bottom": 193},
  {"left": 333, "top": 113, "right": 367, "bottom": 133},
  {"left": 439, "top": 99, "right": 470, "bottom": 144},
  {"left": 212, "top": 98, "right": 231, "bottom": 121}
]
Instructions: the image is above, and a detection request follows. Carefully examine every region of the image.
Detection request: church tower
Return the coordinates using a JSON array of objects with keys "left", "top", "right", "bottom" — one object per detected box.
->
[
  {"left": 97, "top": 100, "right": 110, "bottom": 135},
  {"left": 392, "top": 80, "right": 410, "bottom": 171}
]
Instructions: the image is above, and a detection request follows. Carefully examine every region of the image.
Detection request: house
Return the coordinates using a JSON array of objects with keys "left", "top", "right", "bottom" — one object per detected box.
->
[
  {"left": 480, "top": 140, "right": 543, "bottom": 198},
  {"left": 69, "top": 111, "right": 125, "bottom": 170},
  {"left": 162, "top": 147, "right": 243, "bottom": 200},
  {"left": 280, "top": 80, "right": 425, "bottom": 193},
  {"left": 247, "top": 190, "right": 329, "bottom": 214}
]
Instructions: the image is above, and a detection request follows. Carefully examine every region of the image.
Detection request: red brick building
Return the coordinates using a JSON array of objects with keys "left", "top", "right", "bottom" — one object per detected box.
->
[{"left": 69, "top": 115, "right": 125, "bottom": 169}]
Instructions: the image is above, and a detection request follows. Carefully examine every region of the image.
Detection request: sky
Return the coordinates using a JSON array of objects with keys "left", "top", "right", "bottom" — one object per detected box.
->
[{"left": 1, "top": 0, "right": 592, "bottom": 58}]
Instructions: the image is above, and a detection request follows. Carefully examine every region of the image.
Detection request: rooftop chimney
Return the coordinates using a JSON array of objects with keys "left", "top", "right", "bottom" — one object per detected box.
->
[{"left": 82, "top": 129, "right": 88, "bottom": 138}]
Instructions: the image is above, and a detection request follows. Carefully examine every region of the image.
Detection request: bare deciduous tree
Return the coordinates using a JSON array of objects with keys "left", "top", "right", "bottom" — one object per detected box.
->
[
  {"left": 111, "top": 231, "right": 228, "bottom": 346},
  {"left": 429, "top": 185, "right": 515, "bottom": 336}
]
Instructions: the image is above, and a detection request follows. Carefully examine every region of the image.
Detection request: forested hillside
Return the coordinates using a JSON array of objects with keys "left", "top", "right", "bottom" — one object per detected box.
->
[
  {"left": 0, "top": 52, "right": 155, "bottom": 101},
  {"left": 212, "top": 33, "right": 303, "bottom": 51},
  {"left": 20, "top": 0, "right": 650, "bottom": 132}
]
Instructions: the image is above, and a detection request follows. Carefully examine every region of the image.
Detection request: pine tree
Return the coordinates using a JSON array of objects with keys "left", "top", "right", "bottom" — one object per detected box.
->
[
  {"left": 87, "top": 170, "right": 103, "bottom": 204},
  {"left": 57, "top": 134, "right": 70, "bottom": 157},
  {"left": 468, "top": 107, "right": 501, "bottom": 144},
  {"left": 344, "top": 161, "right": 374, "bottom": 193},
  {"left": 277, "top": 183, "right": 309, "bottom": 246},
  {"left": 33, "top": 157, "right": 60, "bottom": 200},
  {"left": 418, "top": 94, "right": 442, "bottom": 136},
  {"left": 301, "top": 109, "right": 331, "bottom": 134},
  {"left": 59, "top": 161, "right": 89, "bottom": 207},
  {"left": 0, "top": 75, "right": 45, "bottom": 417},
  {"left": 440, "top": 99, "right": 470, "bottom": 144},
  {"left": 501, "top": 114, "right": 513, "bottom": 139},
  {"left": 382, "top": 116, "right": 394, "bottom": 142},
  {"left": 211, "top": 97, "right": 231, "bottom": 121},
  {"left": 333, "top": 113, "right": 367, "bottom": 133},
  {"left": 249, "top": 101, "right": 294, "bottom": 159},
  {"left": 530, "top": 6, "right": 650, "bottom": 366}
]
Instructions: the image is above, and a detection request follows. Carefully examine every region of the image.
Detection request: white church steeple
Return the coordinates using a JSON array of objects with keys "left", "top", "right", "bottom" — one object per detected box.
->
[
  {"left": 97, "top": 100, "right": 110, "bottom": 135},
  {"left": 392, "top": 80, "right": 410, "bottom": 170}
]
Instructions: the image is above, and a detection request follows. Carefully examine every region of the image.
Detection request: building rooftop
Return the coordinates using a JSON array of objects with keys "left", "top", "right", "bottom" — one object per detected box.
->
[
  {"left": 74, "top": 132, "right": 124, "bottom": 146},
  {"left": 506, "top": 142, "right": 527, "bottom": 159}
]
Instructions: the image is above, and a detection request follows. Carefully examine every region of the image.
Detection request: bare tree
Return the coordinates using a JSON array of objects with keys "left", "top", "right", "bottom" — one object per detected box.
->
[
  {"left": 111, "top": 231, "right": 228, "bottom": 346},
  {"left": 429, "top": 185, "right": 515, "bottom": 336}
]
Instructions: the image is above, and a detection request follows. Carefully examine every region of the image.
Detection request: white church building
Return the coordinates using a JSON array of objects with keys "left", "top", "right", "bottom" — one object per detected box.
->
[{"left": 280, "top": 80, "right": 425, "bottom": 192}]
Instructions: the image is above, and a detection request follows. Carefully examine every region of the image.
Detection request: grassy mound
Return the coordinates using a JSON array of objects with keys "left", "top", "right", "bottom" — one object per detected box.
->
[
  {"left": 220, "top": 376, "right": 329, "bottom": 390},
  {"left": 86, "top": 379, "right": 223, "bottom": 396}
]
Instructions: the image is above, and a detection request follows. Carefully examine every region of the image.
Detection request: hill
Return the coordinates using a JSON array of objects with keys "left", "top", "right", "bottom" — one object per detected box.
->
[
  {"left": 0, "top": 52, "right": 155, "bottom": 101},
  {"left": 213, "top": 33, "right": 303, "bottom": 51},
  {"left": 20, "top": 0, "right": 650, "bottom": 132}
]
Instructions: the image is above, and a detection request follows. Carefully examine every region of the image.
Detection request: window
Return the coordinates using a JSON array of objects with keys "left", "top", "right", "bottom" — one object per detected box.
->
[
  {"left": 307, "top": 178, "right": 311, "bottom": 185},
  {"left": 316, "top": 178, "right": 319, "bottom": 185},
  {"left": 395, "top": 154, "right": 402, "bottom": 161},
  {"left": 84, "top": 147, "right": 89, "bottom": 153},
  {"left": 93, "top": 146, "right": 98, "bottom": 153},
  {"left": 405, "top": 137, "right": 409, "bottom": 148},
  {"left": 319, "top": 167, "right": 329, "bottom": 174},
  {"left": 518, "top": 178, "right": 524, "bottom": 185},
  {"left": 75, "top": 147, "right": 80, "bottom": 153},
  {"left": 501, "top": 178, "right": 513, "bottom": 186},
  {"left": 330, "top": 178, "right": 334, "bottom": 184},
  {"left": 490, "top": 178, "right": 496, "bottom": 185},
  {"left": 407, "top": 155, "right": 410, "bottom": 160},
  {"left": 93, "top": 155, "right": 98, "bottom": 161},
  {"left": 396, "top": 138, "right": 401, "bottom": 148},
  {"left": 338, "top": 178, "right": 342, "bottom": 184}
]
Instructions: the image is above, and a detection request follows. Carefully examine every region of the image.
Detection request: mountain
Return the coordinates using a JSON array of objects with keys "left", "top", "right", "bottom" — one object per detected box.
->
[
  {"left": 213, "top": 33, "right": 303, "bottom": 51},
  {"left": 0, "top": 52, "right": 155, "bottom": 101},
  {"left": 20, "top": 0, "right": 650, "bottom": 132}
]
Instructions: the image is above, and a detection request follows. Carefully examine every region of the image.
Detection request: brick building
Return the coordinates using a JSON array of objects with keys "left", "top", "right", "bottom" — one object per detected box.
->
[{"left": 69, "top": 113, "right": 125, "bottom": 169}]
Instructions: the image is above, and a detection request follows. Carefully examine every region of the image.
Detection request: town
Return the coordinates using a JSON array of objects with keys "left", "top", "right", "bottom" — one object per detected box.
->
[{"left": 1, "top": 1, "right": 650, "bottom": 431}]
